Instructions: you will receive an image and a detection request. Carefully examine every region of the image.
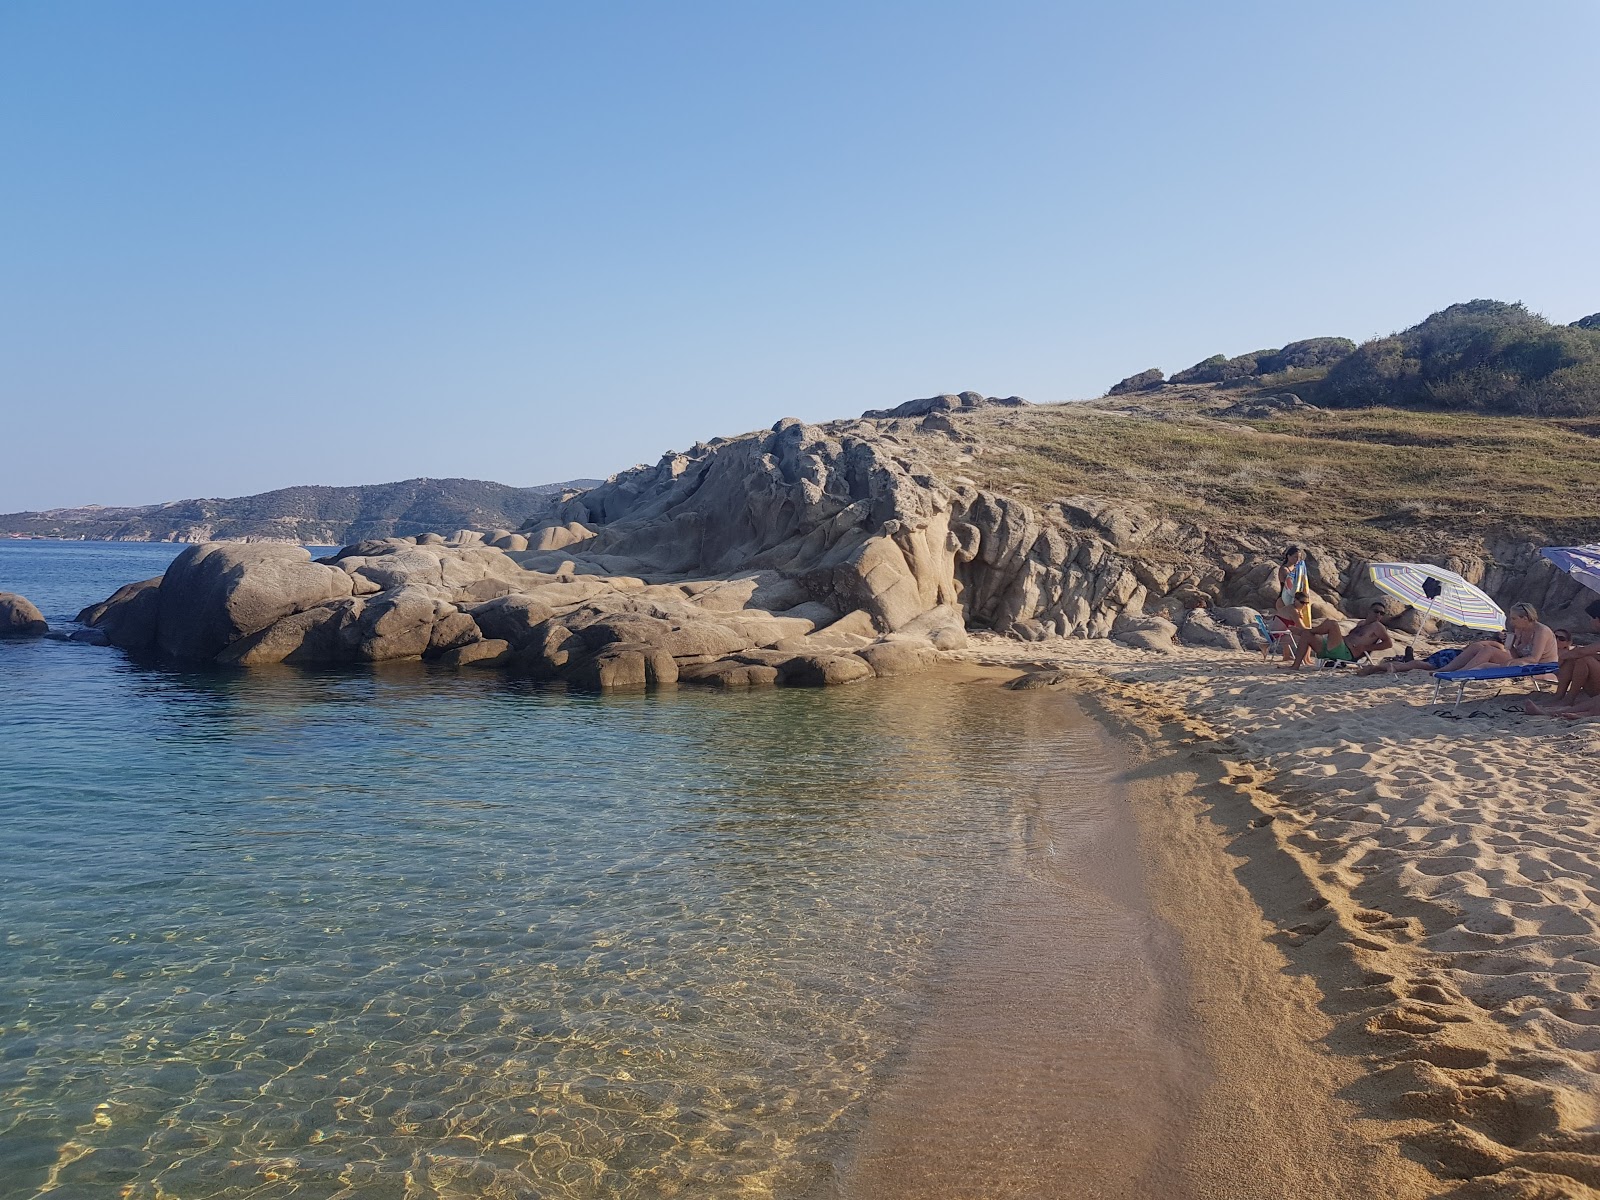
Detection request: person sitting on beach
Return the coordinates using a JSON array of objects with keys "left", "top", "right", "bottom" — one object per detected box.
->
[
  {"left": 1433, "top": 602, "right": 1557, "bottom": 677},
  {"left": 1524, "top": 598, "right": 1600, "bottom": 718},
  {"left": 1268, "top": 589, "right": 1315, "bottom": 661},
  {"left": 1356, "top": 645, "right": 1462, "bottom": 676},
  {"left": 1289, "top": 601, "right": 1394, "bottom": 669}
]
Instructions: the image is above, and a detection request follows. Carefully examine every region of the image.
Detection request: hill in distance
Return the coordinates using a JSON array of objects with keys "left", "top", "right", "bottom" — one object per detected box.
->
[
  {"left": 1110, "top": 299, "right": 1600, "bottom": 418},
  {"left": 0, "top": 477, "right": 603, "bottom": 545}
]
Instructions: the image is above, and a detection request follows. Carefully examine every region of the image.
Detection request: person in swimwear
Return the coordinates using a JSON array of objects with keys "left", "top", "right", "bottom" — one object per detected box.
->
[
  {"left": 1434, "top": 602, "right": 1557, "bottom": 676},
  {"left": 1274, "top": 546, "right": 1310, "bottom": 626},
  {"left": 1289, "top": 601, "right": 1394, "bottom": 669},
  {"left": 1524, "top": 598, "right": 1600, "bottom": 718}
]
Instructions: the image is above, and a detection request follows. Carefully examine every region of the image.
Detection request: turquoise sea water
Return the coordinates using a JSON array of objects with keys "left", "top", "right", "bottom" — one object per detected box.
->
[{"left": 0, "top": 542, "right": 1108, "bottom": 1199}]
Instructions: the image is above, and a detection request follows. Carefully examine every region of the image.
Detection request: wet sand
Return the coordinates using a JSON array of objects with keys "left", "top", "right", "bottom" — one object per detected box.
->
[
  {"left": 836, "top": 686, "right": 1198, "bottom": 1199},
  {"left": 833, "top": 677, "right": 1436, "bottom": 1199}
]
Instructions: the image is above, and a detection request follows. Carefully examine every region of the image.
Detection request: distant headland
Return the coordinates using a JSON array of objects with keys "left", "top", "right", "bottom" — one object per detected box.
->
[{"left": 0, "top": 477, "right": 602, "bottom": 545}]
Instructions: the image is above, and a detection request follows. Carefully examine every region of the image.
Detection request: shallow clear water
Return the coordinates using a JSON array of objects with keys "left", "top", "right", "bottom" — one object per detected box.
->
[{"left": 0, "top": 542, "right": 1116, "bottom": 1199}]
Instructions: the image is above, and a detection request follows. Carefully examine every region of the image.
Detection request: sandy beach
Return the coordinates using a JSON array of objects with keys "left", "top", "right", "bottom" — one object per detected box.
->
[{"left": 958, "top": 635, "right": 1600, "bottom": 1199}]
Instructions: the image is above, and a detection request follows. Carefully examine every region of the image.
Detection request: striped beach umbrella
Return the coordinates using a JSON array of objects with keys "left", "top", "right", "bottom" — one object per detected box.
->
[
  {"left": 1367, "top": 562, "right": 1506, "bottom": 632},
  {"left": 1540, "top": 544, "right": 1600, "bottom": 595}
]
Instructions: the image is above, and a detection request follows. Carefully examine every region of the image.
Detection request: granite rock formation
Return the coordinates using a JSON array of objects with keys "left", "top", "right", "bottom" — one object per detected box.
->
[
  {"left": 0, "top": 592, "right": 48, "bottom": 638},
  {"left": 76, "top": 397, "right": 1594, "bottom": 686}
]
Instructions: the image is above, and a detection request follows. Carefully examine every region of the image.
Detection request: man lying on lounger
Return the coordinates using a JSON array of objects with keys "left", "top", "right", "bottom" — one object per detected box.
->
[
  {"left": 1523, "top": 597, "right": 1600, "bottom": 719},
  {"left": 1289, "top": 602, "right": 1394, "bottom": 668}
]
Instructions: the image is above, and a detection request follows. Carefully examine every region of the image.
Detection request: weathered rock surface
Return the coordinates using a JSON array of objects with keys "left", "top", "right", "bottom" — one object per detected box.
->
[
  {"left": 859, "top": 392, "right": 1026, "bottom": 420},
  {"left": 0, "top": 592, "right": 48, "bottom": 637},
  {"left": 777, "top": 652, "right": 874, "bottom": 687},
  {"left": 156, "top": 544, "right": 354, "bottom": 660},
  {"left": 859, "top": 636, "right": 939, "bottom": 676},
  {"left": 76, "top": 393, "right": 1591, "bottom": 687},
  {"left": 1178, "top": 610, "right": 1243, "bottom": 651},
  {"left": 440, "top": 638, "right": 511, "bottom": 668},
  {"left": 75, "top": 578, "right": 162, "bottom": 650}
]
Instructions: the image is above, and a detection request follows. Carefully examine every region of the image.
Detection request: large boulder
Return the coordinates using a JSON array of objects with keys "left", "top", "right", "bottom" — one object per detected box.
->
[
  {"left": 77, "top": 577, "right": 163, "bottom": 651},
  {"left": 1177, "top": 610, "right": 1243, "bottom": 651},
  {"left": 439, "top": 638, "right": 511, "bottom": 668},
  {"left": 564, "top": 642, "right": 678, "bottom": 690},
  {"left": 658, "top": 621, "right": 757, "bottom": 658},
  {"left": 347, "top": 587, "right": 440, "bottom": 662},
  {"left": 860, "top": 392, "right": 1027, "bottom": 420},
  {"left": 859, "top": 636, "right": 939, "bottom": 677},
  {"left": 1212, "top": 606, "right": 1263, "bottom": 629},
  {"left": 468, "top": 593, "right": 558, "bottom": 646},
  {"left": 0, "top": 593, "right": 47, "bottom": 638},
  {"left": 154, "top": 543, "right": 355, "bottom": 660},
  {"left": 677, "top": 660, "right": 780, "bottom": 688},
  {"left": 426, "top": 612, "right": 481, "bottom": 657},
  {"left": 897, "top": 605, "right": 969, "bottom": 651},
  {"left": 777, "top": 653, "right": 874, "bottom": 687},
  {"left": 217, "top": 600, "right": 360, "bottom": 666}
]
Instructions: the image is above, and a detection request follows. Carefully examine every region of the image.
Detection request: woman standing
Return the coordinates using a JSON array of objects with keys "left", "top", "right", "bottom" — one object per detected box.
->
[{"left": 1274, "top": 546, "right": 1311, "bottom": 627}]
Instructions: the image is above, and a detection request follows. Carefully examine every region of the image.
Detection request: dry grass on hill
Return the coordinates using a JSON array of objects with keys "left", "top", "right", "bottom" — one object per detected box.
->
[{"left": 910, "top": 389, "right": 1600, "bottom": 551}]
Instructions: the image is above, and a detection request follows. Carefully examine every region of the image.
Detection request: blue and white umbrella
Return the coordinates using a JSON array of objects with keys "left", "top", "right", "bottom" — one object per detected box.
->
[
  {"left": 1367, "top": 562, "right": 1506, "bottom": 632},
  {"left": 1540, "top": 544, "right": 1600, "bottom": 595}
]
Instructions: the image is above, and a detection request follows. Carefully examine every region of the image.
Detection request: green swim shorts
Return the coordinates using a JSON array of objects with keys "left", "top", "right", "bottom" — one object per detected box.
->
[{"left": 1321, "top": 641, "right": 1355, "bottom": 663}]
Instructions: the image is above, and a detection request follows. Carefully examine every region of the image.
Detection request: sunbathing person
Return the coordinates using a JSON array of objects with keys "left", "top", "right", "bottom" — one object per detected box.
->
[
  {"left": 1289, "top": 602, "right": 1394, "bottom": 668},
  {"left": 1434, "top": 602, "right": 1557, "bottom": 676},
  {"left": 1524, "top": 598, "right": 1600, "bottom": 716},
  {"left": 1357, "top": 646, "right": 1461, "bottom": 676}
]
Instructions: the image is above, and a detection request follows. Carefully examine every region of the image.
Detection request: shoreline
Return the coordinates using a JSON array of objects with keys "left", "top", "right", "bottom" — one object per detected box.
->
[
  {"left": 830, "top": 682, "right": 1204, "bottom": 1198},
  {"left": 835, "top": 667, "right": 1437, "bottom": 1198},
  {"left": 962, "top": 636, "right": 1600, "bottom": 1199}
]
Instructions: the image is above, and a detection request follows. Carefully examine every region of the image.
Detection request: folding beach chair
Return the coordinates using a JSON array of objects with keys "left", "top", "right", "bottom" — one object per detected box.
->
[
  {"left": 1254, "top": 614, "right": 1295, "bottom": 661},
  {"left": 1430, "top": 662, "right": 1560, "bottom": 708}
]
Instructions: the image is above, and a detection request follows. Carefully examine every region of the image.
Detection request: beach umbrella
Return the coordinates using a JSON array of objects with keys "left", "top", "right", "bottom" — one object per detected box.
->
[
  {"left": 1367, "top": 562, "right": 1506, "bottom": 632},
  {"left": 1539, "top": 544, "right": 1600, "bottom": 595}
]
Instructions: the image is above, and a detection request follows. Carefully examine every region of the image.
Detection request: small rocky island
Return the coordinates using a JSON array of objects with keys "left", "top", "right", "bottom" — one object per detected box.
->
[{"left": 72, "top": 387, "right": 1597, "bottom": 687}]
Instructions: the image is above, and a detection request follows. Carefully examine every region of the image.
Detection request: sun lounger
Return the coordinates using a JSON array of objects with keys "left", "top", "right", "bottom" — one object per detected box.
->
[{"left": 1430, "top": 662, "right": 1559, "bottom": 707}]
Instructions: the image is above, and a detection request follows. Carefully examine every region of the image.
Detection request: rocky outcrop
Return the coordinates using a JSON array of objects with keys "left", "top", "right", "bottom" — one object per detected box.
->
[
  {"left": 154, "top": 544, "right": 355, "bottom": 659},
  {"left": 859, "top": 392, "right": 1026, "bottom": 420},
  {"left": 76, "top": 528, "right": 956, "bottom": 690},
  {"left": 0, "top": 593, "right": 47, "bottom": 638},
  {"left": 77, "top": 401, "right": 1593, "bottom": 685}
]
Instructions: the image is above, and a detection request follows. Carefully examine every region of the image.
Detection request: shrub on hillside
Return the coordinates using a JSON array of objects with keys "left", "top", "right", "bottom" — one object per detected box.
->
[
  {"left": 1169, "top": 354, "right": 1230, "bottom": 384},
  {"left": 1260, "top": 337, "right": 1357, "bottom": 372},
  {"left": 1168, "top": 337, "right": 1356, "bottom": 385},
  {"left": 1107, "top": 368, "right": 1165, "bottom": 395},
  {"left": 1319, "top": 300, "right": 1600, "bottom": 416},
  {"left": 1171, "top": 351, "right": 1276, "bottom": 384}
]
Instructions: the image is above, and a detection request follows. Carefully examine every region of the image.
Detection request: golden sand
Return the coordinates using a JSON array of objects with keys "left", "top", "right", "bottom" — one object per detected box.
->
[{"left": 953, "top": 636, "right": 1600, "bottom": 1199}]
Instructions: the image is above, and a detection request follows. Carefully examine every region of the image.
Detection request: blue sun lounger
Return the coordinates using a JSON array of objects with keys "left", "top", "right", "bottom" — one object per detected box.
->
[{"left": 1430, "top": 662, "right": 1560, "bottom": 707}]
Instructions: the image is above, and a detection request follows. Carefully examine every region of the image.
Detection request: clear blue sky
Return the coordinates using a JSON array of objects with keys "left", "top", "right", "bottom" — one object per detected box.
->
[{"left": 3, "top": 1, "right": 1596, "bottom": 511}]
